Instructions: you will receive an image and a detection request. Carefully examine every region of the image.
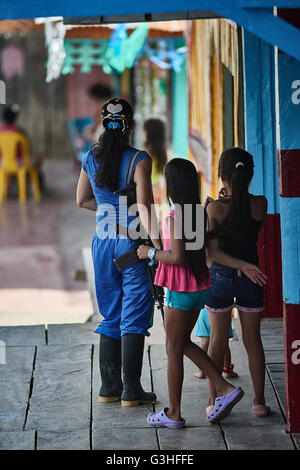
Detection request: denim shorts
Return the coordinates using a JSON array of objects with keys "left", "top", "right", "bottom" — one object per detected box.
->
[
  {"left": 205, "top": 262, "right": 264, "bottom": 313},
  {"left": 165, "top": 288, "right": 210, "bottom": 312}
]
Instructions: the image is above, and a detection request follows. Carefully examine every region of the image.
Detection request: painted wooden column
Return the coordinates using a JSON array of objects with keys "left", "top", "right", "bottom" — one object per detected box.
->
[
  {"left": 172, "top": 48, "right": 188, "bottom": 159},
  {"left": 276, "top": 12, "right": 300, "bottom": 431},
  {"left": 243, "top": 30, "right": 283, "bottom": 318}
]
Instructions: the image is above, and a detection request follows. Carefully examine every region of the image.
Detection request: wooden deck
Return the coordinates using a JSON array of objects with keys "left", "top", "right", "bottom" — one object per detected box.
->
[{"left": 0, "top": 317, "right": 299, "bottom": 450}]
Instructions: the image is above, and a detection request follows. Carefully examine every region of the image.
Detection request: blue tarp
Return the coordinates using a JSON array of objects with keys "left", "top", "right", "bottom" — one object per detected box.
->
[
  {"left": 0, "top": 1, "right": 298, "bottom": 20},
  {"left": 0, "top": 1, "right": 229, "bottom": 20},
  {"left": 0, "top": 1, "right": 299, "bottom": 61}
]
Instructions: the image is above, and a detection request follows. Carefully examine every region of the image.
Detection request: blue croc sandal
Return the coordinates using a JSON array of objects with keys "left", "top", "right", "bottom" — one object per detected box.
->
[
  {"left": 207, "top": 387, "right": 244, "bottom": 424},
  {"left": 147, "top": 408, "right": 185, "bottom": 428}
]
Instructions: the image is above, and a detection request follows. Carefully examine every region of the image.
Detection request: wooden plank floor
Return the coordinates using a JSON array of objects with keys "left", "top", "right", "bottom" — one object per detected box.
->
[
  {"left": 0, "top": 318, "right": 298, "bottom": 450},
  {"left": 261, "top": 318, "right": 286, "bottom": 415}
]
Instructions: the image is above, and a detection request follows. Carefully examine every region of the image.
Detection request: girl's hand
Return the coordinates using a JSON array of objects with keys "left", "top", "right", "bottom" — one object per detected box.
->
[
  {"left": 137, "top": 245, "right": 150, "bottom": 260},
  {"left": 204, "top": 196, "right": 214, "bottom": 210},
  {"left": 241, "top": 262, "right": 268, "bottom": 286}
]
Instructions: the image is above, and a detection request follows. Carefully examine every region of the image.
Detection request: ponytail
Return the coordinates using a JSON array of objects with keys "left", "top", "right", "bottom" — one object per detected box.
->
[
  {"left": 230, "top": 163, "right": 251, "bottom": 232},
  {"left": 208, "top": 147, "right": 254, "bottom": 239},
  {"left": 94, "top": 128, "right": 130, "bottom": 192}
]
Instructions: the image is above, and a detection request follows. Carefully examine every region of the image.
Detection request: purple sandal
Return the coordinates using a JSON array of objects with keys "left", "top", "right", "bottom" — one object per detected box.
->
[
  {"left": 147, "top": 407, "right": 185, "bottom": 428},
  {"left": 207, "top": 387, "right": 244, "bottom": 424}
]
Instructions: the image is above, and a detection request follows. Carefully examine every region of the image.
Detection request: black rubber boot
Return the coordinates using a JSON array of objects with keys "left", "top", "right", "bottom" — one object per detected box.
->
[
  {"left": 121, "top": 333, "right": 156, "bottom": 407},
  {"left": 99, "top": 334, "right": 123, "bottom": 403}
]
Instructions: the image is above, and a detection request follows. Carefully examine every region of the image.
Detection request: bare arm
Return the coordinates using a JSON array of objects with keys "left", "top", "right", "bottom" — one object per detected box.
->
[
  {"left": 76, "top": 169, "right": 97, "bottom": 212},
  {"left": 134, "top": 157, "right": 162, "bottom": 250},
  {"left": 137, "top": 216, "right": 185, "bottom": 264}
]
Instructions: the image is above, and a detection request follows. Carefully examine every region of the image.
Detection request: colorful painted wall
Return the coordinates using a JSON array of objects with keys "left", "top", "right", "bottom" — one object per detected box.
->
[
  {"left": 244, "top": 11, "right": 300, "bottom": 432},
  {"left": 188, "top": 22, "right": 285, "bottom": 319},
  {"left": 243, "top": 31, "right": 283, "bottom": 318},
  {"left": 276, "top": 9, "right": 300, "bottom": 434},
  {"left": 172, "top": 53, "right": 188, "bottom": 159},
  {"left": 187, "top": 19, "right": 243, "bottom": 201}
]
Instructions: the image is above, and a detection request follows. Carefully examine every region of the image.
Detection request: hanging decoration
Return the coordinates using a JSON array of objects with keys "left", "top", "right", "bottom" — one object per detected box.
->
[
  {"left": 44, "top": 19, "right": 66, "bottom": 82},
  {"left": 104, "top": 23, "right": 149, "bottom": 74},
  {"left": 43, "top": 21, "right": 187, "bottom": 81},
  {"left": 0, "top": 45, "right": 25, "bottom": 79},
  {"left": 62, "top": 39, "right": 108, "bottom": 74},
  {"left": 57, "top": 25, "right": 186, "bottom": 78},
  {"left": 142, "top": 39, "right": 187, "bottom": 73},
  {"left": 62, "top": 23, "right": 149, "bottom": 76}
]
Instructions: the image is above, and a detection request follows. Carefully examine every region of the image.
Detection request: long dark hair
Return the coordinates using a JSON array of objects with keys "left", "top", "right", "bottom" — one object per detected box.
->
[
  {"left": 144, "top": 119, "right": 167, "bottom": 174},
  {"left": 165, "top": 158, "right": 207, "bottom": 281},
  {"left": 93, "top": 129, "right": 130, "bottom": 192},
  {"left": 93, "top": 97, "right": 133, "bottom": 191},
  {"left": 211, "top": 147, "right": 254, "bottom": 239}
]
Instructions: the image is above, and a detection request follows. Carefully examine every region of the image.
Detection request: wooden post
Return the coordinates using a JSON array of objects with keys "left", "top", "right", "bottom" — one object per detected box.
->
[
  {"left": 276, "top": 9, "right": 300, "bottom": 433},
  {"left": 243, "top": 30, "right": 283, "bottom": 318}
]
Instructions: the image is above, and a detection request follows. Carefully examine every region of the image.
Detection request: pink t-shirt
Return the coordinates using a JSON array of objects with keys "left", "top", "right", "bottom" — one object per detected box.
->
[{"left": 154, "top": 209, "right": 211, "bottom": 292}]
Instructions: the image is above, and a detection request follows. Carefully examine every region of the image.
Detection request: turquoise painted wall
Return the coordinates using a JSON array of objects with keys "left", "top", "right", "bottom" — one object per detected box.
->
[
  {"left": 172, "top": 51, "right": 188, "bottom": 159},
  {"left": 277, "top": 53, "right": 300, "bottom": 305}
]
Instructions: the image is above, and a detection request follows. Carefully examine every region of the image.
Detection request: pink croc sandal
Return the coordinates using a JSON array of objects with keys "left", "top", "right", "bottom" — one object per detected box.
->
[
  {"left": 147, "top": 408, "right": 185, "bottom": 428},
  {"left": 253, "top": 404, "right": 271, "bottom": 417}
]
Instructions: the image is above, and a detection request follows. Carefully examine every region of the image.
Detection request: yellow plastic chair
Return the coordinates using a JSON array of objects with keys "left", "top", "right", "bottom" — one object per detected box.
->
[{"left": 0, "top": 131, "right": 41, "bottom": 203}]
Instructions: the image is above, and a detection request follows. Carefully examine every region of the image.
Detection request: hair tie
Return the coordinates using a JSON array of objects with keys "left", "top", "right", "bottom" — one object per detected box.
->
[
  {"left": 107, "top": 121, "right": 121, "bottom": 130},
  {"left": 236, "top": 162, "right": 244, "bottom": 168}
]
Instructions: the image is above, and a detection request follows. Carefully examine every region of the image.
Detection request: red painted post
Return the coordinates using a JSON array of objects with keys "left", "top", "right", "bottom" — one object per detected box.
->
[
  {"left": 257, "top": 214, "right": 283, "bottom": 317},
  {"left": 283, "top": 304, "right": 300, "bottom": 433},
  {"left": 277, "top": 9, "right": 300, "bottom": 433}
]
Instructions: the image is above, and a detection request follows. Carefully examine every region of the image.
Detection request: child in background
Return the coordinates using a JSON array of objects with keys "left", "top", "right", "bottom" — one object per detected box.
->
[
  {"left": 193, "top": 308, "right": 238, "bottom": 379},
  {"left": 137, "top": 158, "right": 244, "bottom": 428},
  {"left": 143, "top": 118, "right": 167, "bottom": 205}
]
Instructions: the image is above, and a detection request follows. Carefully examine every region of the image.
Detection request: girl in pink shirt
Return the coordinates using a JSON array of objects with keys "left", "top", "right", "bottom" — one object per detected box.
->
[{"left": 137, "top": 158, "right": 243, "bottom": 428}]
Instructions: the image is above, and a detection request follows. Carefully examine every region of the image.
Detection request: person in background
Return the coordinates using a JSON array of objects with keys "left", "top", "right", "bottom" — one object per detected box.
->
[
  {"left": 84, "top": 83, "right": 112, "bottom": 144},
  {"left": 193, "top": 308, "right": 239, "bottom": 379},
  {"left": 0, "top": 104, "right": 20, "bottom": 132},
  {"left": 0, "top": 104, "right": 44, "bottom": 192},
  {"left": 143, "top": 118, "right": 168, "bottom": 205}
]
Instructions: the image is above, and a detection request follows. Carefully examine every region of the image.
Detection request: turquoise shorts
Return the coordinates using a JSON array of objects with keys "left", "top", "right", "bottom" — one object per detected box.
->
[
  {"left": 165, "top": 288, "right": 210, "bottom": 312},
  {"left": 195, "top": 308, "right": 233, "bottom": 338}
]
